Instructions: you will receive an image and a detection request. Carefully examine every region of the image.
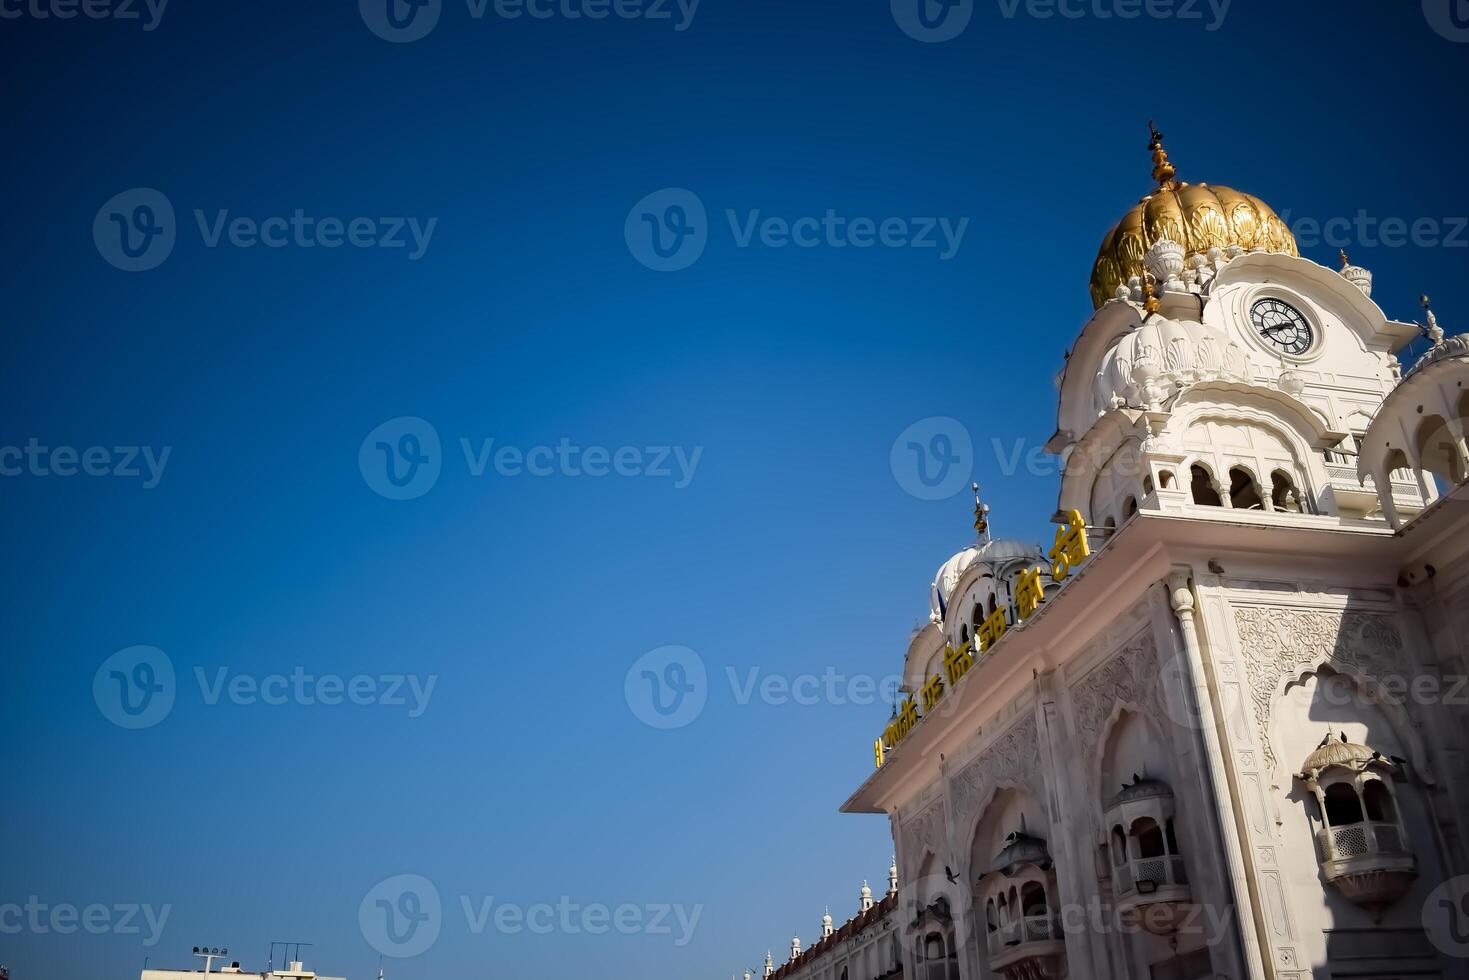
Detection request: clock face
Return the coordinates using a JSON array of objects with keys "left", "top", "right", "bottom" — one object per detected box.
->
[{"left": 1251, "top": 298, "right": 1314, "bottom": 355}]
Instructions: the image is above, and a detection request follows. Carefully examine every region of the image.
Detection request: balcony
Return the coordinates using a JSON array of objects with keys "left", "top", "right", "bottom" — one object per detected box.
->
[
  {"left": 1315, "top": 821, "right": 1417, "bottom": 911},
  {"left": 985, "top": 914, "right": 1066, "bottom": 978},
  {"left": 1322, "top": 463, "right": 1425, "bottom": 516},
  {"left": 1113, "top": 855, "right": 1191, "bottom": 934}
]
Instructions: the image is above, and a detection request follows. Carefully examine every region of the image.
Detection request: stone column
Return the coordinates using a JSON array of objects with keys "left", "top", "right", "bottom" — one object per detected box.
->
[{"left": 1167, "top": 571, "right": 1268, "bottom": 980}]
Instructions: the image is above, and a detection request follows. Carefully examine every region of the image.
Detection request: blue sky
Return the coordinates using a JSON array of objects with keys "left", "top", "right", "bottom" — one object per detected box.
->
[{"left": 2, "top": 1, "right": 1468, "bottom": 978}]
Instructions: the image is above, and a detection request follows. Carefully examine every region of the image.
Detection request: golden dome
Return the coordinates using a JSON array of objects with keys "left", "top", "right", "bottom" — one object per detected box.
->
[{"left": 1089, "top": 127, "right": 1299, "bottom": 309}]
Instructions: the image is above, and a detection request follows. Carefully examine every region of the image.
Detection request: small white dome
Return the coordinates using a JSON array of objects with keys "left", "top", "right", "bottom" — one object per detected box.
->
[
  {"left": 929, "top": 538, "right": 1045, "bottom": 622},
  {"left": 1092, "top": 314, "right": 1250, "bottom": 416}
]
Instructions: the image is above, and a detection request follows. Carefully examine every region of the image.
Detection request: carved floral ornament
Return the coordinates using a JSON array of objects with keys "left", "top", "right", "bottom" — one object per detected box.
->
[
  {"left": 1232, "top": 607, "right": 1415, "bottom": 776},
  {"left": 1069, "top": 631, "right": 1167, "bottom": 781}
]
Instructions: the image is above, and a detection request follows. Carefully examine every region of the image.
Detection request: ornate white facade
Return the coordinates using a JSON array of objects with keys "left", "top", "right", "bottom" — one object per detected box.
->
[{"left": 747, "top": 129, "right": 1469, "bottom": 980}]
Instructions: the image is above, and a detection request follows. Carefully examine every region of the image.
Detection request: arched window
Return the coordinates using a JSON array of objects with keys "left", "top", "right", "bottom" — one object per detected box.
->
[
  {"left": 1229, "top": 467, "right": 1264, "bottom": 510},
  {"left": 986, "top": 593, "right": 997, "bottom": 616},
  {"left": 959, "top": 625, "right": 969, "bottom": 645},
  {"left": 1191, "top": 464, "right": 1222, "bottom": 506},
  {"left": 1019, "top": 882, "right": 1047, "bottom": 917},
  {"left": 1363, "top": 780, "right": 1397, "bottom": 823},
  {"left": 1271, "top": 470, "right": 1302, "bottom": 512},
  {"left": 1416, "top": 413, "right": 1466, "bottom": 488},
  {"left": 1143, "top": 474, "right": 1155, "bottom": 496},
  {"left": 1324, "top": 783, "right": 1364, "bottom": 827},
  {"left": 1123, "top": 495, "right": 1138, "bottom": 518},
  {"left": 1133, "top": 818, "right": 1166, "bottom": 859},
  {"left": 1159, "top": 470, "right": 1175, "bottom": 490}
]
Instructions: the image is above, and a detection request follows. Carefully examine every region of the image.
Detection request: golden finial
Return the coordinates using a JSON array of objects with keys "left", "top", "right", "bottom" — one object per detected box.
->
[
  {"left": 1148, "top": 121, "right": 1178, "bottom": 191},
  {"left": 1142, "top": 273, "right": 1161, "bottom": 316},
  {"left": 972, "top": 482, "right": 991, "bottom": 543},
  {"left": 1340, "top": 249, "right": 1351, "bottom": 270}
]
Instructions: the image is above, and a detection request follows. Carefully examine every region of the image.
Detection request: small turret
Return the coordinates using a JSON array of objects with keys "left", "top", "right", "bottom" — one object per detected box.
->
[
  {"left": 821, "top": 907, "right": 834, "bottom": 938},
  {"left": 888, "top": 855, "right": 899, "bottom": 897},
  {"left": 859, "top": 879, "right": 873, "bottom": 912}
]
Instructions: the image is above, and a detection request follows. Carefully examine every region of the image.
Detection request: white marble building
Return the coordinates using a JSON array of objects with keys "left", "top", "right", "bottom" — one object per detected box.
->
[{"left": 756, "top": 128, "right": 1469, "bottom": 980}]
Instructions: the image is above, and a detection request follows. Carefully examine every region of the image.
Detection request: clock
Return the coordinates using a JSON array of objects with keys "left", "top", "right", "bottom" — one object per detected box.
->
[{"left": 1251, "top": 298, "right": 1314, "bottom": 355}]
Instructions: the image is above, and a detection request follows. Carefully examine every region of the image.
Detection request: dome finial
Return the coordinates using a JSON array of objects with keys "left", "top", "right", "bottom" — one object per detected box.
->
[
  {"left": 1340, "top": 249, "right": 1351, "bottom": 270},
  {"left": 1148, "top": 121, "right": 1178, "bottom": 191},
  {"left": 1141, "top": 273, "right": 1161, "bottom": 317},
  {"left": 1422, "top": 295, "right": 1445, "bottom": 345},
  {"left": 972, "top": 482, "right": 991, "bottom": 544}
]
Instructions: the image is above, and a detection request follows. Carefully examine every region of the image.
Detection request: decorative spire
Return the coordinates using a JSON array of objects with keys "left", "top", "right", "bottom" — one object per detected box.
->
[
  {"left": 1422, "top": 295, "right": 1445, "bottom": 345},
  {"left": 821, "top": 907, "right": 834, "bottom": 938},
  {"left": 1340, "top": 249, "right": 1351, "bottom": 270},
  {"left": 791, "top": 935, "right": 802, "bottom": 960},
  {"left": 860, "top": 879, "right": 874, "bottom": 912},
  {"left": 888, "top": 855, "right": 899, "bottom": 897},
  {"left": 972, "top": 482, "right": 991, "bottom": 544},
  {"left": 1141, "top": 273, "right": 1161, "bottom": 317},
  {"left": 764, "top": 951, "right": 774, "bottom": 978},
  {"left": 1148, "top": 121, "right": 1179, "bottom": 191}
]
